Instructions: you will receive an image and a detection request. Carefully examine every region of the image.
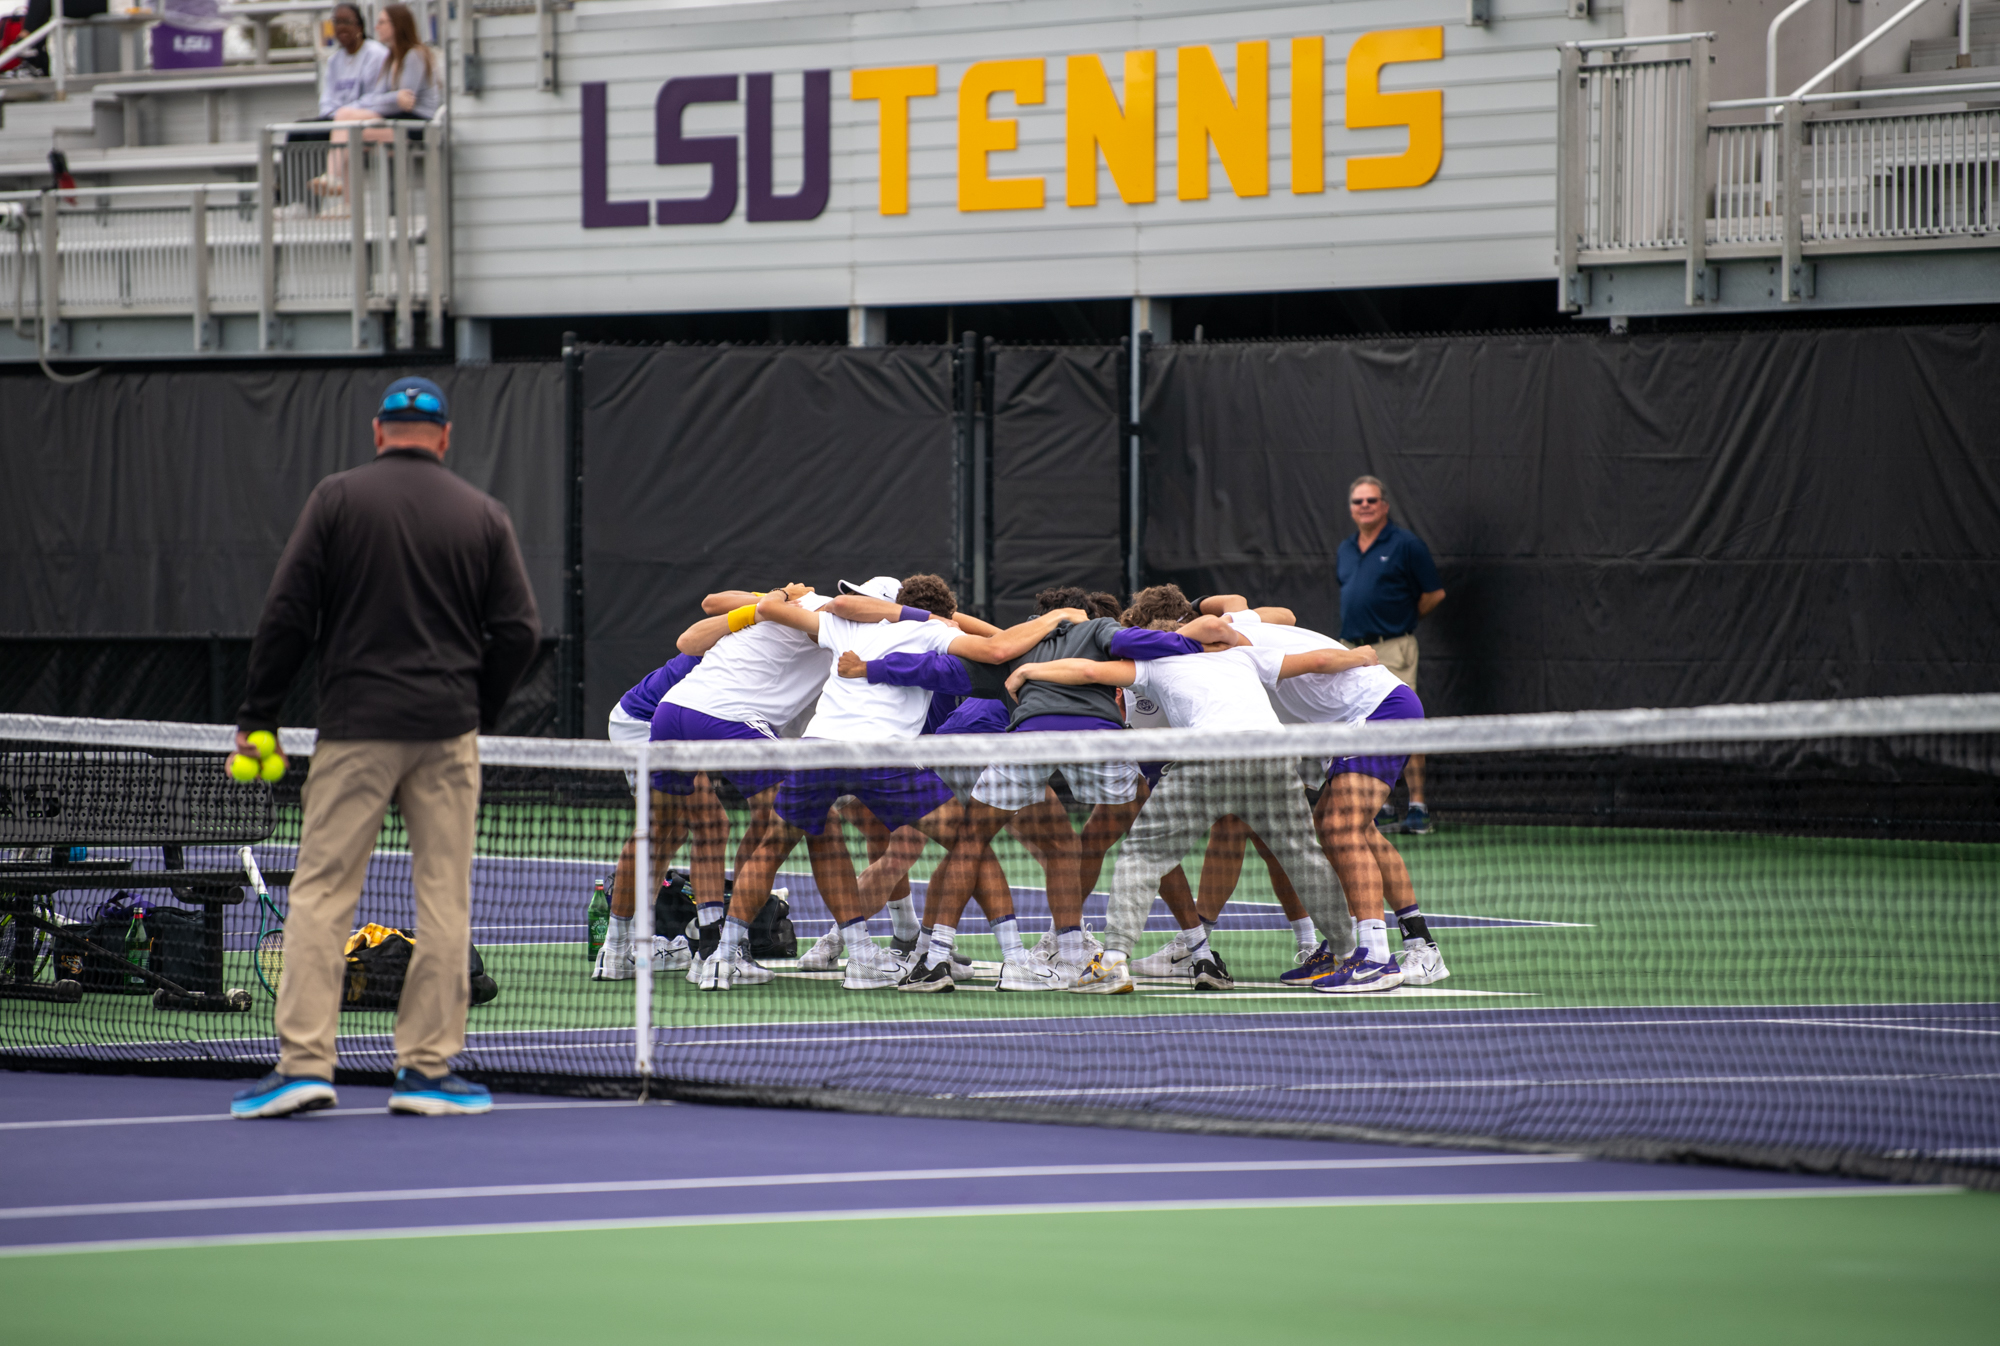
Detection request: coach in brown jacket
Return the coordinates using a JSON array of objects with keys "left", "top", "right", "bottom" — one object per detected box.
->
[{"left": 229, "top": 376, "right": 540, "bottom": 1120}]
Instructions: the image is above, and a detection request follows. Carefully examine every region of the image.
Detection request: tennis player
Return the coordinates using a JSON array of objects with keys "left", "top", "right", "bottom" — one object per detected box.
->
[
  {"left": 709, "top": 578, "right": 1079, "bottom": 990},
  {"left": 1202, "top": 597, "right": 1448, "bottom": 990},
  {"left": 1005, "top": 620, "right": 1372, "bottom": 993},
  {"left": 595, "top": 652, "right": 712, "bottom": 980},
  {"left": 660, "top": 582, "right": 933, "bottom": 987}
]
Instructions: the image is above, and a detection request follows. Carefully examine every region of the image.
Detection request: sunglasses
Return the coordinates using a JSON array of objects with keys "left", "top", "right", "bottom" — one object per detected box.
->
[
  {"left": 380, "top": 388, "right": 444, "bottom": 416},
  {"left": 1349, "top": 496, "right": 1382, "bottom": 506}
]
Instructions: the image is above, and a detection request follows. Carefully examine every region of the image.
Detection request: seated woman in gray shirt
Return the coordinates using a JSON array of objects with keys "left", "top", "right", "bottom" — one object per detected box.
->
[{"left": 321, "top": 3, "right": 439, "bottom": 202}]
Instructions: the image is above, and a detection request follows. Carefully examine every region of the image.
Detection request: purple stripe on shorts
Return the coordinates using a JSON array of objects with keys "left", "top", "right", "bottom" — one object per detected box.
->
[
  {"left": 1327, "top": 684, "right": 1424, "bottom": 789},
  {"left": 648, "top": 701, "right": 785, "bottom": 798},
  {"left": 775, "top": 765, "right": 953, "bottom": 834},
  {"left": 1014, "top": 714, "right": 1123, "bottom": 733}
]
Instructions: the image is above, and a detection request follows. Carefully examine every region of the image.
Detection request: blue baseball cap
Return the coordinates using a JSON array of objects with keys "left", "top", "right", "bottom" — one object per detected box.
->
[{"left": 377, "top": 376, "right": 449, "bottom": 424}]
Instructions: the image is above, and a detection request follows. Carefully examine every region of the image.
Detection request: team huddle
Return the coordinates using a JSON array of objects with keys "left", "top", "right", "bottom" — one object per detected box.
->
[{"left": 593, "top": 576, "right": 1448, "bottom": 996}]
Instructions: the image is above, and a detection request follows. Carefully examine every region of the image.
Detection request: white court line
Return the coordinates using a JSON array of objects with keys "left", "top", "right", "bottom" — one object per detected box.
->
[
  {"left": 0, "top": 1186, "right": 1957, "bottom": 1259},
  {"left": 1150, "top": 988, "right": 1537, "bottom": 1000},
  {"left": 0, "top": 1156, "right": 1586, "bottom": 1221},
  {"left": 0, "top": 1101, "right": 638, "bottom": 1132},
  {"left": 1779, "top": 1018, "right": 2000, "bottom": 1039},
  {"left": 967, "top": 1073, "right": 2000, "bottom": 1100}
]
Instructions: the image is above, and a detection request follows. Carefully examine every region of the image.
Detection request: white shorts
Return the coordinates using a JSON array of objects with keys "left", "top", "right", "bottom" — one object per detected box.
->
[
  {"left": 972, "top": 760, "right": 1140, "bottom": 812},
  {"left": 936, "top": 765, "right": 984, "bottom": 799},
  {"left": 608, "top": 704, "right": 650, "bottom": 788}
]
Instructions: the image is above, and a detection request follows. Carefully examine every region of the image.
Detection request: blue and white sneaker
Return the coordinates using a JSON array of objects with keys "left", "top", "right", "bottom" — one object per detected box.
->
[
  {"left": 1401, "top": 803, "right": 1433, "bottom": 835},
  {"left": 230, "top": 1072, "right": 337, "bottom": 1119},
  {"left": 387, "top": 1067, "right": 493, "bottom": 1116},
  {"left": 1312, "top": 949, "right": 1406, "bottom": 994},
  {"left": 1279, "top": 940, "right": 1344, "bottom": 988}
]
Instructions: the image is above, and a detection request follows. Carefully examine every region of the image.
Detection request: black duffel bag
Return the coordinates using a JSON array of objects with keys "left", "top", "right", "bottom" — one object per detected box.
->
[{"left": 342, "top": 924, "right": 499, "bottom": 1009}]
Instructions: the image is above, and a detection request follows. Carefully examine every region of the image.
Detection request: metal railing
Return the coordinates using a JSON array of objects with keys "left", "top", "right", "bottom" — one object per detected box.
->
[
  {"left": 3, "top": 119, "right": 447, "bottom": 356},
  {"left": 1558, "top": 34, "right": 2000, "bottom": 309}
]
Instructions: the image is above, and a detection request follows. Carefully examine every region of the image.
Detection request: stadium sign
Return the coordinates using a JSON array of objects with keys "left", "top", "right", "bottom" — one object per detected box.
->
[
  {"left": 580, "top": 30, "right": 1445, "bottom": 230},
  {"left": 451, "top": 0, "right": 1614, "bottom": 317}
]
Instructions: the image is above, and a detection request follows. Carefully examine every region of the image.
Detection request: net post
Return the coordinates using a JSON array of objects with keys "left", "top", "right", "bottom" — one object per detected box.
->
[{"left": 631, "top": 741, "right": 653, "bottom": 1093}]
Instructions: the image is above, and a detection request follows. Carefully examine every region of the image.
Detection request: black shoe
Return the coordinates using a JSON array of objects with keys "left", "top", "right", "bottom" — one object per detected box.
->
[
  {"left": 1189, "top": 955, "right": 1235, "bottom": 991},
  {"left": 897, "top": 956, "right": 956, "bottom": 993}
]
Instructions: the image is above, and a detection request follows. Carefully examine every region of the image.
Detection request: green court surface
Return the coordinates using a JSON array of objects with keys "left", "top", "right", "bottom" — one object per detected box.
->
[
  {"left": 5, "top": 822, "right": 1997, "bottom": 1051},
  {"left": 3, "top": 1190, "right": 1993, "bottom": 1344}
]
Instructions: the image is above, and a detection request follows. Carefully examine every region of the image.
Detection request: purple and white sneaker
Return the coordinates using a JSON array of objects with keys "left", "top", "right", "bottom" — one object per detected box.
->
[{"left": 1311, "top": 949, "right": 1406, "bottom": 994}]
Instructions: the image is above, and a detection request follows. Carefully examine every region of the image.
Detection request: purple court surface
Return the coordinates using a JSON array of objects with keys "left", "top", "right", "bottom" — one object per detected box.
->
[{"left": 0, "top": 1070, "right": 1911, "bottom": 1256}]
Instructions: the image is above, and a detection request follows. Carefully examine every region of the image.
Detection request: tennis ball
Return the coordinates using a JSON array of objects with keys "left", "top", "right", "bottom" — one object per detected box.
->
[
  {"left": 259, "top": 753, "right": 287, "bottom": 783},
  {"left": 227, "top": 753, "right": 259, "bottom": 783},
  {"left": 247, "top": 730, "right": 278, "bottom": 760}
]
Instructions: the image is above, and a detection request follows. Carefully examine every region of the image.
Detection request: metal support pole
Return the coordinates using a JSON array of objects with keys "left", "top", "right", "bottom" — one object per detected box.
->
[
  {"left": 51, "top": 10, "right": 64, "bottom": 100},
  {"left": 953, "top": 331, "right": 978, "bottom": 605},
  {"left": 1683, "top": 34, "right": 1709, "bottom": 306},
  {"left": 535, "top": 0, "right": 555, "bottom": 92},
  {"left": 632, "top": 743, "right": 653, "bottom": 1084},
  {"left": 967, "top": 332, "right": 989, "bottom": 617},
  {"left": 425, "top": 136, "right": 444, "bottom": 346},
  {"left": 350, "top": 132, "right": 369, "bottom": 349},
  {"left": 1125, "top": 306, "right": 1146, "bottom": 600},
  {"left": 458, "top": 0, "right": 481, "bottom": 95},
  {"left": 258, "top": 128, "right": 277, "bottom": 350},
  {"left": 561, "top": 331, "right": 586, "bottom": 738},
  {"left": 191, "top": 186, "right": 211, "bottom": 351},
  {"left": 1557, "top": 45, "right": 1583, "bottom": 311},
  {"left": 393, "top": 124, "right": 414, "bottom": 349},
  {"left": 1780, "top": 100, "right": 1805, "bottom": 302},
  {"left": 38, "top": 190, "right": 59, "bottom": 354}
]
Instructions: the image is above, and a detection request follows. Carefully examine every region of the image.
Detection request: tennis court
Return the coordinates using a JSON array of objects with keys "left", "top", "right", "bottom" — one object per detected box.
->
[
  {"left": 2, "top": 1069, "right": 1994, "bottom": 1346},
  {"left": 8, "top": 794, "right": 1998, "bottom": 1165}
]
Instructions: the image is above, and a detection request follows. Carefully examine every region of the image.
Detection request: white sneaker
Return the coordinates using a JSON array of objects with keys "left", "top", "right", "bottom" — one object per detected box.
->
[
  {"left": 591, "top": 942, "right": 635, "bottom": 981},
  {"left": 1068, "top": 951, "right": 1134, "bottom": 995},
  {"left": 1395, "top": 938, "right": 1450, "bottom": 986},
  {"left": 948, "top": 950, "right": 976, "bottom": 982},
  {"left": 799, "top": 928, "right": 844, "bottom": 972},
  {"left": 997, "top": 954, "right": 1072, "bottom": 992},
  {"left": 1129, "top": 931, "right": 1198, "bottom": 978},
  {"left": 699, "top": 949, "right": 774, "bottom": 991},
  {"left": 842, "top": 939, "right": 912, "bottom": 990},
  {"left": 650, "top": 935, "right": 693, "bottom": 973},
  {"left": 1032, "top": 928, "right": 1104, "bottom": 965}
]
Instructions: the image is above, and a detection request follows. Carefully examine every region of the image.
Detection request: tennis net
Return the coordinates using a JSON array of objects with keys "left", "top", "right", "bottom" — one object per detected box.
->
[{"left": 1, "top": 696, "right": 1996, "bottom": 1186}]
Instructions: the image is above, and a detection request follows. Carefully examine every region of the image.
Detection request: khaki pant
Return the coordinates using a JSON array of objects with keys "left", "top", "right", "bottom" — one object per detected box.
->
[
  {"left": 276, "top": 733, "right": 480, "bottom": 1079},
  {"left": 1372, "top": 634, "right": 1419, "bottom": 690}
]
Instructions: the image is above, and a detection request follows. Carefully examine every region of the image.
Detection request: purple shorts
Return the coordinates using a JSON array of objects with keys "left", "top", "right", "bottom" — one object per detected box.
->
[
  {"left": 1327, "top": 684, "right": 1424, "bottom": 789},
  {"left": 774, "top": 764, "right": 954, "bottom": 835},
  {"left": 648, "top": 701, "right": 786, "bottom": 798}
]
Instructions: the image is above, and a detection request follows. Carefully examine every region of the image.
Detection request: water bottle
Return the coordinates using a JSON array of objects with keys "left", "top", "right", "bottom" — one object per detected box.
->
[
  {"left": 587, "top": 880, "right": 610, "bottom": 961},
  {"left": 124, "top": 908, "right": 151, "bottom": 991}
]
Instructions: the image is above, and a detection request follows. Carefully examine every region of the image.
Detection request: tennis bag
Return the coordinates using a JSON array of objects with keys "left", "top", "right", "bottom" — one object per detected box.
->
[
  {"left": 343, "top": 923, "right": 499, "bottom": 1009},
  {"left": 657, "top": 869, "right": 796, "bottom": 959},
  {"left": 77, "top": 894, "right": 206, "bottom": 994}
]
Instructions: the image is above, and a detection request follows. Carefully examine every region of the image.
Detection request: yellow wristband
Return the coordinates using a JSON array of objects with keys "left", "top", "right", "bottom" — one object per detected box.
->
[{"left": 727, "top": 604, "right": 758, "bottom": 633}]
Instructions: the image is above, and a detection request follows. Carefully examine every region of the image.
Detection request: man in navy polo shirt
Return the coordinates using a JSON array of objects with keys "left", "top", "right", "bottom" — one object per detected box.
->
[{"left": 1336, "top": 475, "right": 1445, "bottom": 833}]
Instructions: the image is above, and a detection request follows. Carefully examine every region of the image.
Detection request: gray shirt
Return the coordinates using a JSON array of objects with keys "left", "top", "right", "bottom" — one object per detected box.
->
[
  {"left": 358, "top": 47, "right": 441, "bottom": 120},
  {"left": 1007, "top": 617, "right": 1124, "bottom": 729},
  {"left": 319, "top": 38, "right": 387, "bottom": 117}
]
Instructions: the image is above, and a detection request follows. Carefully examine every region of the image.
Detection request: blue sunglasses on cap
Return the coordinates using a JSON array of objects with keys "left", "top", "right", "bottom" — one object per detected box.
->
[{"left": 380, "top": 388, "right": 445, "bottom": 416}]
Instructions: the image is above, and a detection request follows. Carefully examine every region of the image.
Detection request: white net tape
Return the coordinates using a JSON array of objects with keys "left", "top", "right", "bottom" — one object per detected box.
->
[{"left": 2, "top": 692, "right": 1998, "bottom": 772}]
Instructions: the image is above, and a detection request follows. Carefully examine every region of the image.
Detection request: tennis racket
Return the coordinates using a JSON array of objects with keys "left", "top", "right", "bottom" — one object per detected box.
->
[{"left": 242, "top": 846, "right": 286, "bottom": 998}]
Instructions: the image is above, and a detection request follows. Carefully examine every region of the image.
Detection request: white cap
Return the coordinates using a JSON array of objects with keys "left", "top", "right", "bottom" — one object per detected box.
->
[{"left": 838, "top": 576, "right": 902, "bottom": 602}]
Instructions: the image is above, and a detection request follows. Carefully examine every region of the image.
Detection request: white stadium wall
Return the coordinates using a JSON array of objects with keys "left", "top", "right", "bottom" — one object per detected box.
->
[{"left": 450, "top": 0, "right": 1628, "bottom": 318}]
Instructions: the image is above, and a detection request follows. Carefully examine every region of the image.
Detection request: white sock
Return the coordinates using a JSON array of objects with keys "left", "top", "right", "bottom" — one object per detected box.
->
[
  {"left": 697, "top": 902, "right": 724, "bottom": 928},
  {"left": 718, "top": 918, "right": 748, "bottom": 958},
  {"left": 606, "top": 915, "right": 633, "bottom": 949},
  {"left": 992, "top": 915, "right": 1023, "bottom": 959},
  {"left": 926, "top": 924, "right": 956, "bottom": 969},
  {"left": 885, "top": 895, "right": 920, "bottom": 941},
  {"left": 1290, "top": 916, "right": 1316, "bottom": 951},
  {"left": 1358, "top": 918, "right": 1389, "bottom": 962},
  {"left": 839, "top": 917, "right": 871, "bottom": 953},
  {"left": 1056, "top": 926, "right": 1085, "bottom": 964},
  {"left": 1184, "top": 929, "right": 1210, "bottom": 961}
]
